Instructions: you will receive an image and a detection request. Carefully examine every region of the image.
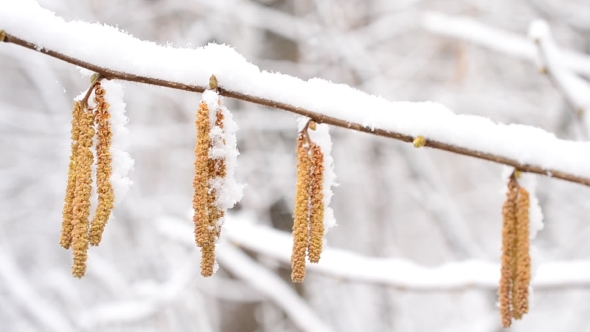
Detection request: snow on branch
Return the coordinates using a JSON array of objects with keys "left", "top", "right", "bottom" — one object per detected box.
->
[
  {"left": 421, "top": 12, "right": 590, "bottom": 78},
  {"left": 4, "top": 2, "right": 590, "bottom": 186},
  {"left": 158, "top": 214, "right": 590, "bottom": 291}
]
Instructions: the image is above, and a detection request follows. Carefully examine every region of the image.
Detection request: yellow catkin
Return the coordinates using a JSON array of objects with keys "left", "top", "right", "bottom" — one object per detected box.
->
[
  {"left": 292, "top": 134, "right": 312, "bottom": 283},
  {"left": 308, "top": 143, "right": 324, "bottom": 263},
  {"left": 71, "top": 105, "right": 95, "bottom": 278},
  {"left": 194, "top": 101, "right": 211, "bottom": 248},
  {"left": 513, "top": 187, "right": 531, "bottom": 319},
  {"left": 60, "top": 101, "right": 83, "bottom": 249},
  {"left": 89, "top": 85, "right": 114, "bottom": 246},
  {"left": 499, "top": 177, "right": 518, "bottom": 328},
  {"left": 193, "top": 101, "right": 219, "bottom": 277}
]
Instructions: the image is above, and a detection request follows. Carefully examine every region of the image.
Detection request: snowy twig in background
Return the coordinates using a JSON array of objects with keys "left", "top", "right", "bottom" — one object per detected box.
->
[
  {"left": 529, "top": 20, "right": 590, "bottom": 138},
  {"left": 4, "top": 2, "right": 590, "bottom": 186},
  {"left": 0, "top": 251, "right": 75, "bottom": 332},
  {"left": 421, "top": 12, "right": 590, "bottom": 78},
  {"left": 158, "top": 215, "right": 590, "bottom": 291},
  {"left": 158, "top": 220, "right": 333, "bottom": 332},
  {"left": 217, "top": 245, "right": 333, "bottom": 332}
]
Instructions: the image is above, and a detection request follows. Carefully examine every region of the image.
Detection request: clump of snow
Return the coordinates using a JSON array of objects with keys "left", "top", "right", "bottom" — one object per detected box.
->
[
  {"left": 528, "top": 20, "right": 550, "bottom": 43},
  {"left": 297, "top": 117, "right": 338, "bottom": 234},
  {"left": 101, "top": 80, "right": 134, "bottom": 205},
  {"left": 201, "top": 90, "right": 244, "bottom": 232}
]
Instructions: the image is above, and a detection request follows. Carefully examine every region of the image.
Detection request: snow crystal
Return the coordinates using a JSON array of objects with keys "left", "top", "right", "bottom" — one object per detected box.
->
[{"left": 101, "top": 80, "right": 134, "bottom": 205}]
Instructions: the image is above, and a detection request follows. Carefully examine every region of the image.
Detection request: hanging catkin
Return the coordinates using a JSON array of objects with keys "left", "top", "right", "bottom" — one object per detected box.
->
[
  {"left": 499, "top": 176, "right": 518, "bottom": 328},
  {"left": 308, "top": 142, "right": 325, "bottom": 263},
  {"left": 89, "top": 84, "right": 114, "bottom": 246},
  {"left": 292, "top": 133, "right": 312, "bottom": 283},
  {"left": 60, "top": 101, "right": 83, "bottom": 249},
  {"left": 193, "top": 100, "right": 215, "bottom": 276},
  {"left": 513, "top": 187, "right": 531, "bottom": 319},
  {"left": 71, "top": 103, "right": 95, "bottom": 278},
  {"left": 498, "top": 173, "right": 532, "bottom": 327}
]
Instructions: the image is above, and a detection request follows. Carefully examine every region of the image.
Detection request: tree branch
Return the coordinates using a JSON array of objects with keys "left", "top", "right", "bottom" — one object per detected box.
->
[
  {"left": 3, "top": 32, "right": 590, "bottom": 187},
  {"left": 158, "top": 214, "right": 590, "bottom": 291}
]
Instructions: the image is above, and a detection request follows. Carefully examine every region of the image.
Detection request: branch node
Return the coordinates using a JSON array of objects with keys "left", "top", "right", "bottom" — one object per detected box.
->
[
  {"left": 209, "top": 75, "right": 218, "bottom": 90},
  {"left": 413, "top": 135, "right": 426, "bottom": 148},
  {"left": 308, "top": 120, "right": 317, "bottom": 131},
  {"left": 0, "top": 30, "right": 5, "bottom": 42}
]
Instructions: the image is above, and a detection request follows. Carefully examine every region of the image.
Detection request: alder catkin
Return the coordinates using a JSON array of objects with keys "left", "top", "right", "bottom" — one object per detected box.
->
[
  {"left": 499, "top": 176, "right": 518, "bottom": 328},
  {"left": 60, "top": 101, "right": 83, "bottom": 249},
  {"left": 513, "top": 187, "right": 531, "bottom": 319},
  {"left": 89, "top": 85, "right": 114, "bottom": 246},
  {"left": 71, "top": 105, "right": 95, "bottom": 278},
  {"left": 292, "top": 134, "right": 312, "bottom": 283},
  {"left": 308, "top": 143, "right": 324, "bottom": 263},
  {"left": 194, "top": 101, "right": 211, "bottom": 248}
]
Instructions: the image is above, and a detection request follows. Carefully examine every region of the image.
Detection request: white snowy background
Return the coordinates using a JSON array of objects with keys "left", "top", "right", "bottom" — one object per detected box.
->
[{"left": 2, "top": 0, "right": 590, "bottom": 331}]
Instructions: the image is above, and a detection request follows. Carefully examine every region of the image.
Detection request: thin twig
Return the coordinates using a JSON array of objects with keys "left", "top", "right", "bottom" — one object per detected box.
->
[{"left": 3, "top": 33, "right": 590, "bottom": 186}]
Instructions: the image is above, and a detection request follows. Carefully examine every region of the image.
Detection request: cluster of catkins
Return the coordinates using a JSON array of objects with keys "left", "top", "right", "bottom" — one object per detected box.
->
[
  {"left": 192, "top": 76, "right": 242, "bottom": 277},
  {"left": 291, "top": 120, "right": 327, "bottom": 283},
  {"left": 60, "top": 80, "right": 114, "bottom": 278},
  {"left": 499, "top": 172, "right": 532, "bottom": 328}
]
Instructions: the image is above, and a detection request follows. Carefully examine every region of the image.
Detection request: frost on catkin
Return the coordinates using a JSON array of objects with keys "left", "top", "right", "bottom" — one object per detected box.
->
[
  {"left": 292, "top": 134, "right": 311, "bottom": 283},
  {"left": 71, "top": 104, "right": 95, "bottom": 278},
  {"left": 60, "top": 101, "right": 83, "bottom": 249},
  {"left": 308, "top": 143, "right": 325, "bottom": 263},
  {"left": 89, "top": 84, "right": 114, "bottom": 246}
]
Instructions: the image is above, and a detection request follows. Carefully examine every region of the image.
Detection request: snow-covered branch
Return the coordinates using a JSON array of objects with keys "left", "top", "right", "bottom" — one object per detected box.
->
[
  {"left": 158, "top": 214, "right": 590, "bottom": 291},
  {"left": 421, "top": 12, "right": 590, "bottom": 78},
  {"left": 3, "top": 2, "right": 590, "bottom": 186},
  {"left": 529, "top": 20, "right": 590, "bottom": 137}
]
